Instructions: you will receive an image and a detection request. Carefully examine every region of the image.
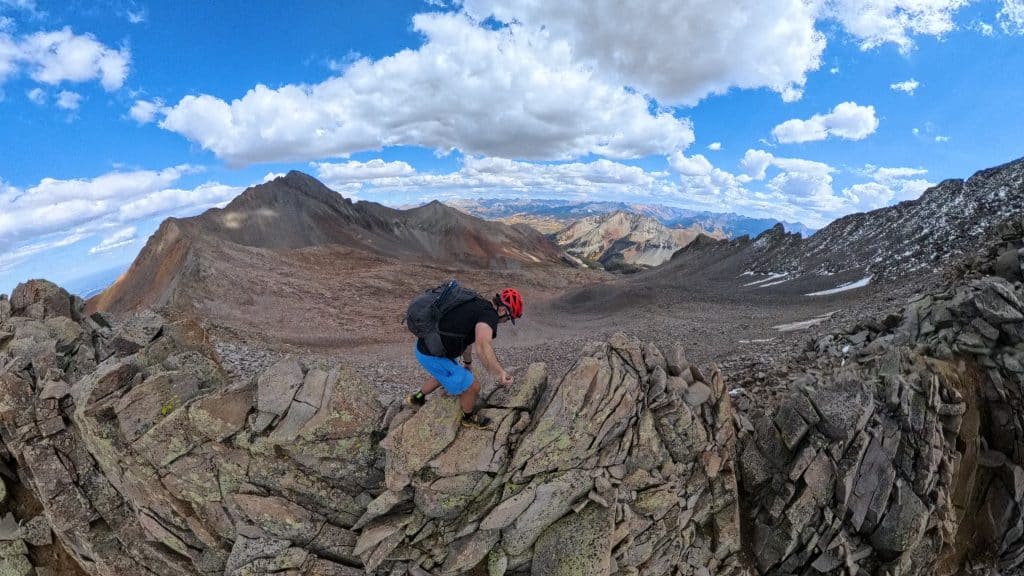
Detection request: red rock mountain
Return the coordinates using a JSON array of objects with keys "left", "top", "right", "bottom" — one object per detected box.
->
[
  {"left": 555, "top": 210, "right": 724, "bottom": 270},
  {"left": 89, "top": 171, "right": 568, "bottom": 317}
]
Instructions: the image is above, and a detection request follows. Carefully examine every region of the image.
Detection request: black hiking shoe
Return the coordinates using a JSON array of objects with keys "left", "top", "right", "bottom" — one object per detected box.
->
[
  {"left": 405, "top": 392, "right": 426, "bottom": 408},
  {"left": 461, "top": 411, "right": 492, "bottom": 429}
]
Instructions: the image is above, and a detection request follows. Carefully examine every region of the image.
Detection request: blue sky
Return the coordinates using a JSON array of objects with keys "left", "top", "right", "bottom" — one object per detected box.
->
[{"left": 1, "top": 0, "right": 1023, "bottom": 294}]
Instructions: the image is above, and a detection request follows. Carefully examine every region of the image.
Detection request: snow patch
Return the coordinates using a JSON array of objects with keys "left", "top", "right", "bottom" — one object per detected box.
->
[
  {"left": 759, "top": 277, "right": 794, "bottom": 288},
  {"left": 805, "top": 276, "right": 872, "bottom": 296},
  {"left": 743, "top": 272, "right": 788, "bottom": 287},
  {"left": 773, "top": 312, "right": 835, "bottom": 332}
]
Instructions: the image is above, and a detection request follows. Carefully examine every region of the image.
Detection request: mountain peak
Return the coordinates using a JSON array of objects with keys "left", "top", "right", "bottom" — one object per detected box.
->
[
  {"left": 274, "top": 170, "right": 347, "bottom": 201},
  {"left": 283, "top": 169, "right": 319, "bottom": 184}
]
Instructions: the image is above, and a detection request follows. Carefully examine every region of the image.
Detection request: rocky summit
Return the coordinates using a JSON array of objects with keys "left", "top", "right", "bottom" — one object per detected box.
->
[{"left": 0, "top": 215, "right": 1022, "bottom": 574}]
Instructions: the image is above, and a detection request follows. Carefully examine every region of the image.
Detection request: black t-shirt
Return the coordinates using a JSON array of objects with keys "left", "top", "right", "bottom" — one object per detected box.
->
[{"left": 417, "top": 297, "right": 499, "bottom": 358}]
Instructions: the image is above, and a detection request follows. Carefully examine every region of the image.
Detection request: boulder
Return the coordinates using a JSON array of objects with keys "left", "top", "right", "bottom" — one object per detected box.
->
[
  {"left": 532, "top": 504, "right": 613, "bottom": 575},
  {"left": 9, "top": 280, "right": 72, "bottom": 320},
  {"left": 995, "top": 247, "right": 1023, "bottom": 281},
  {"left": 256, "top": 359, "right": 304, "bottom": 417}
]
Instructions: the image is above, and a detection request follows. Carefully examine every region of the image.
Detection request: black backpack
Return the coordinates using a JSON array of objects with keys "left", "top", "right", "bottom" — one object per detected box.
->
[{"left": 406, "top": 280, "right": 481, "bottom": 357}]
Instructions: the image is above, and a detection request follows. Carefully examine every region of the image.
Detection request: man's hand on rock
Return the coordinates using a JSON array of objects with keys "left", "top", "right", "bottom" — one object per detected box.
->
[{"left": 499, "top": 370, "right": 514, "bottom": 386}]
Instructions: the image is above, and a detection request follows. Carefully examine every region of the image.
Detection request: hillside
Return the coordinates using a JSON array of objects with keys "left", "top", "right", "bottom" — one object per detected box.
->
[
  {"left": 85, "top": 172, "right": 595, "bottom": 347},
  {"left": 89, "top": 171, "right": 572, "bottom": 318},
  {"left": 739, "top": 157, "right": 1024, "bottom": 280},
  {"left": 555, "top": 210, "right": 724, "bottom": 270}
]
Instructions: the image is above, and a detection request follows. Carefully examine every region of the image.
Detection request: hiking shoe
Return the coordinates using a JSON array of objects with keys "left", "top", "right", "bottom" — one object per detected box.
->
[
  {"left": 405, "top": 393, "right": 426, "bottom": 408},
  {"left": 461, "top": 412, "right": 492, "bottom": 429}
]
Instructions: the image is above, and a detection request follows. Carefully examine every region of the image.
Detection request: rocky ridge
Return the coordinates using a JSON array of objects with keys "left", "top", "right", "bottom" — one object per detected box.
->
[
  {"left": 0, "top": 217, "right": 1021, "bottom": 574},
  {"left": 737, "top": 157, "right": 1024, "bottom": 281}
]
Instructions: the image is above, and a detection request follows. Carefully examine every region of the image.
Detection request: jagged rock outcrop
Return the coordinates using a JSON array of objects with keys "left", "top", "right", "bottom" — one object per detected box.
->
[
  {"left": 736, "top": 215, "right": 1024, "bottom": 574},
  {"left": 363, "top": 334, "right": 742, "bottom": 575},
  {"left": 1, "top": 278, "right": 741, "bottom": 575},
  {"left": 0, "top": 215, "right": 1022, "bottom": 575}
]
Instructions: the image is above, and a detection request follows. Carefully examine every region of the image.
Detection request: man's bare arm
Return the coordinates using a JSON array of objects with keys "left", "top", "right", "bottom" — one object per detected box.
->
[{"left": 474, "top": 323, "right": 513, "bottom": 384}]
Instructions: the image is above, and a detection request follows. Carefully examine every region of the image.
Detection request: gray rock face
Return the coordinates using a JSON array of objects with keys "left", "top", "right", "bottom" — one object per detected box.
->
[
  {"left": 363, "top": 333, "right": 742, "bottom": 575},
  {"left": 0, "top": 306, "right": 382, "bottom": 576}
]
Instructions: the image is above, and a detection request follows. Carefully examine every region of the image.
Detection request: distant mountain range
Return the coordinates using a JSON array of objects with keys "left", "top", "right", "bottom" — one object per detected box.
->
[
  {"left": 445, "top": 198, "right": 817, "bottom": 238},
  {"left": 555, "top": 210, "right": 726, "bottom": 271}
]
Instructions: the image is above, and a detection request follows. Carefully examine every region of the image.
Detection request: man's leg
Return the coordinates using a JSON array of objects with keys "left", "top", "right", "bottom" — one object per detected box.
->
[
  {"left": 421, "top": 376, "right": 441, "bottom": 395},
  {"left": 458, "top": 379, "right": 480, "bottom": 414},
  {"left": 459, "top": 380, "right": 492, "bottom": 428},
  {"left": 407, "top": 375, "right": 441, "bottom": 408}
]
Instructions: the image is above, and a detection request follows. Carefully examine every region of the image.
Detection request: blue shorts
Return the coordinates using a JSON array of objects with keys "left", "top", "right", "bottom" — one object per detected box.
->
[{"left": 414, "top": 345, "right": 474, "bottom": 395}]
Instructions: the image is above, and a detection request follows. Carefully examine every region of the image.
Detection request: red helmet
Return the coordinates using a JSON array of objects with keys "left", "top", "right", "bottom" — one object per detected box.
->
[{"left": 498, "top": 288, "right": 524, "bottom": 324}]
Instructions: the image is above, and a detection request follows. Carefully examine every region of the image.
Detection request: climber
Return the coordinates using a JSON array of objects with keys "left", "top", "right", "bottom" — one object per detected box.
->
[{"left": 406, "top": 286, "right": 523, "bottom": 429}]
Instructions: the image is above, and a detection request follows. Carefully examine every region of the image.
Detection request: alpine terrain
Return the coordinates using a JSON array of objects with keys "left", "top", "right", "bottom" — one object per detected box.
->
[{"left": 0, "top": 157, "right": 1022, "bottom": 576}]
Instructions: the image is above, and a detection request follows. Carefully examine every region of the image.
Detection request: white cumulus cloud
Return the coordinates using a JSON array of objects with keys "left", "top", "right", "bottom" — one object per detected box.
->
[
  {"left": 0, "top": 166, "right": 244, "bottom": 273},
  {"left": 0, "top": 33, "right": 18, "bottom": 81},
  {"left": 129, "top": 98, "right": 165, "bottom": 123},
  {"left": 772, "top": 101, "right": 879, "bottom": 143},
  {"left": 14, "top": 27, "right": 129, "bottom": 90},
  {"left": 826, "top": 0, "right": 970, "bottom": 53},
  {"left": 668, "top": 152, "right": 714, "bottom": 177},
  {"left": 25, "top": 86, "right": 43, "bottom": 103},
  {"left": 740, "top": 149, "right": 775, "bottom": 180},
  {"left": 846, "top": 164, "right": 933, "bottom": 208},
  {"left": 153, "top": 13, "right": 693, "bottom": 166},
  {"left": 707, "top": 142, "right": 722, "bottom": 151},
  {"left": 55, "top": 89, "right": 80, "bottom": 109},
  {"left": 0, "top": 230, "right": 91, "bottom": 275},
  {"left": 890, "top": 78, "right": 919, "bottom": 94},
  {"left": 314, "top": 156, "right": 666, "bottom": 201},
  {"left": 669, "top": 150, "right": 846, "bottom": 227},
  {"left": 116, "top": 182, "right": 240, "bottom": 221},
  {"left": 89, "top": 226, "right": 137, "bottom": 254},
  {"left": 666, "top": 150, "right": 933, "bottom": 227},
  {"left": 0, "top": 165, "right": 217, "bottom": 248},
  {"left": 314, "top": 159, "right": 417, "bottom": 184},
  {"left": 462, "top": 0, "right": 825, "bottom": 105},
  {"left": 1000, "top": 0, "right": 1024, "bottom": 33}
]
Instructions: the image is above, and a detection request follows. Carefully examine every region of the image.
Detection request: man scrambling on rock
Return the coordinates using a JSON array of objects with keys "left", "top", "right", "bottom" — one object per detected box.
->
[{"left": 406, "top": 285, "right": 523, "bottom": 428}]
